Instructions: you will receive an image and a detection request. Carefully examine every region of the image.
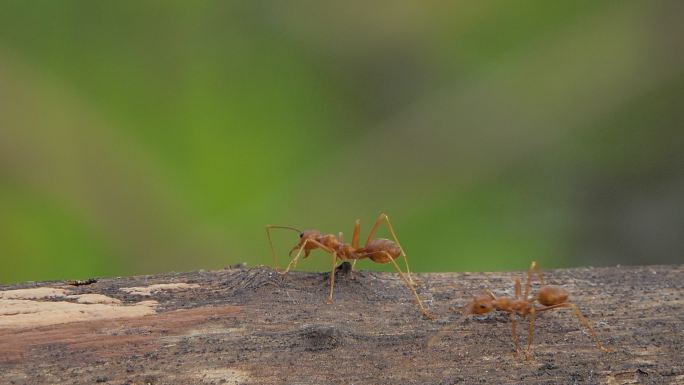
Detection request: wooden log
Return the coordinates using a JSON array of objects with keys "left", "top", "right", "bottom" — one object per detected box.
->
[{"left": 1, "top": 264, "right": 682, "bottom": 384}]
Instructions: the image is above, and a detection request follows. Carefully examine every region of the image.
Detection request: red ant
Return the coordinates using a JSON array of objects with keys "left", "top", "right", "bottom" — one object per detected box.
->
[
  {"left": 428, "top": 261, "right": 610, "bottom": 359},
  {"left": 267, "top": 213, "right": 435, "bottom": 319}
]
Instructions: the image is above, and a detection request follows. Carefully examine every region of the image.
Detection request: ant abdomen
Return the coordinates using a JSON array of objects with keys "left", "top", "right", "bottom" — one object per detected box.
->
[
  {"left": 537, "top": 285, "right": 569, "bottom": 306},
  {"left": 360, "top": 239, "right": 401, "bottom": 263}
]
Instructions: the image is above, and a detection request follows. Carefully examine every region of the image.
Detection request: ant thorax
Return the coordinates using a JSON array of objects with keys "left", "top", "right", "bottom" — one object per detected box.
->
[
  {"left": 494, "top": 297, "right": 533, "bottom": 315},
  {"left": 315, "top": 233, "right": 340, "bottom": 249},
  {"left": 310, "top": 233, "right": 354, "bottom": 259},
  {"left": 335, "top": 243, "right": 356, "bottom": 260},
  {"left": 492, "top": 297, "right": 514, "bottom": 312}
]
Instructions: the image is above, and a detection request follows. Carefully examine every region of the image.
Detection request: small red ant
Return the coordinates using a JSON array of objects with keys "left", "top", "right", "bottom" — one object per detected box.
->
[
  {"left": 428, "top": 261, "right": 610, "bottom": 358},
  {"left": 267, "top": 213, "right": 434, "bottom": 319}
]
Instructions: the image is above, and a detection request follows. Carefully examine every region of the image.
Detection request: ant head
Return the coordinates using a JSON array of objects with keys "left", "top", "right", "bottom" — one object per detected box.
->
[
  {"left": 289, "top": 230, "right": 321, "bottom": 257},
  {"left": 466, "top": 294, "right": 495, "bottom": 315},
  {"left": 298, "top": 230, "right": 320, "bottom": 242}
]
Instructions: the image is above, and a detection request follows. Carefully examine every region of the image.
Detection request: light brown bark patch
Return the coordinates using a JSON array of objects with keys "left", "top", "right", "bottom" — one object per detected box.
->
[
  {"left": 0, "top": 305, "right": 241, "bottom": 363},
  {"left": 119, "top": 283, "right": 200, "bottom": 296},
  {"left": 0, "top": 299, "right": 158, "bottom": 329}
]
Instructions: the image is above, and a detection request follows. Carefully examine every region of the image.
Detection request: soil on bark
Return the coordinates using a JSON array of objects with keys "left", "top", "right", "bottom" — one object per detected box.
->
[{"left": 1, "top": 264, "right": 682, "bottom": 384}]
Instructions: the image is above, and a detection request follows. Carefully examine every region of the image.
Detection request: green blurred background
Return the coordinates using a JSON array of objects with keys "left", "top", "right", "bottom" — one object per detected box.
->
[{"left": 0, "top": 1, "right": 682, "bottom": 283}]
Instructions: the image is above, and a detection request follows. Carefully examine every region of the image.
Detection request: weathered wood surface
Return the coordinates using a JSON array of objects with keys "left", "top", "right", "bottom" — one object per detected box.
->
[{"left": 1, "top": 264, "right": 683, "bottom": 385}]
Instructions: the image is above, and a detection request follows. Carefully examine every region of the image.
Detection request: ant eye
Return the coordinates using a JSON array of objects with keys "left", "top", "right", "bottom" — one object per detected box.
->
[
  {"left": 299, "top": 233, "right": 304, "bottom": 238},
  {"left": 480, "top": 304, "right": 487, "bottom": 309}
]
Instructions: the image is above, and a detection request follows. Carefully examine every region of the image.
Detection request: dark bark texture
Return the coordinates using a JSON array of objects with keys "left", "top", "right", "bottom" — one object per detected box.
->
[{"left": 1, "top": 264, "right": 683, "bottom": 385}]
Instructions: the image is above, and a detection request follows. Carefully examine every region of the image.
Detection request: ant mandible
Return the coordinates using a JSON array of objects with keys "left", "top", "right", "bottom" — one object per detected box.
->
[
  {"left": 267, "top": 213, "right": 435, "bottom": 319},
  {"left": 428, "top": 261, "right": 610, "bottom": 358}
]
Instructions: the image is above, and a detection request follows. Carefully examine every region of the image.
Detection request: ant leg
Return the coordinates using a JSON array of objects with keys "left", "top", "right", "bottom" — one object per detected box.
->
[
  {"left": 282, "top": 240, "right": 309, "bottom": 274},
  {"left": 537, "top": 303, "right": 611, "bottom": 352},
  {"left": 352, "top": 219, "right": 360, "bottom": 249},
  {"left": 282, "top": 239, "right": 341, "bottom": 304},
  {"left": 351, "top": 220, "right": 360, "bottom": 271},
  {"left": 509, "top": 313, "right": 521, "bottom": 358},
  {"left": 366, "top": 213, "right": 414, "bottom": 285},
  {"left": 300, "top": 239, "right": 340, "bottom": 304},
  {"left": 383, "top": 251, "right": 435, "bottom": 319},
  {"left": 515, "top": 278, "right": 522, "bottom": 299},
  {"left": 524, "top": 262, "right": 533, "bottom": 299},
  {"left": 532, "top": 261, "right": 545, "bottom": 285},
  {"left": 526, "top": 307, "right": 536, "bottom": 360},
  {"left": 327, "top": 252, "right": 338, "bottom": 304},
  {"left": 485, "top": 289, "right": 498, "bottom": 300},
  {"left": 282, "top": 239, "right": 335, "bottom": 275},
  {"left": 524, "top": 261, "right": 544, "bottom": 300}
]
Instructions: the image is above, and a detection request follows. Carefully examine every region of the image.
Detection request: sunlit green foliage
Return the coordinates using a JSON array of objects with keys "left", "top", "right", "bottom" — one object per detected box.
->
[{"left": 0, "top": 1, "right": 681, "bottom": 282}]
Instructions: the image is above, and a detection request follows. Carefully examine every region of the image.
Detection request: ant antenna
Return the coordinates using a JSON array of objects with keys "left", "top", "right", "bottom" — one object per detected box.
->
[
  {"left": 427, "top": 310, "right": 470, "bottom": 347},
  {"left": 266, "top": 225, "right": 303, "bottom": 269}
]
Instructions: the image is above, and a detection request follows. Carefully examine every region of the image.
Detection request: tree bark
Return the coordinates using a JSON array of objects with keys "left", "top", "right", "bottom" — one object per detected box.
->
[{"left": 1, "top": 264, "right": 682, "bottom": 384}]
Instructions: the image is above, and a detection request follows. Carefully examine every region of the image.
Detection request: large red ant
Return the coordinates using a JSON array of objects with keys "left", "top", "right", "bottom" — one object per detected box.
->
[
  {"left": 428, "top": 261, "right": 610, "bottom": 359},
  {"left": 267, "top": 213, "right": 435, "bottom": 319}
]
